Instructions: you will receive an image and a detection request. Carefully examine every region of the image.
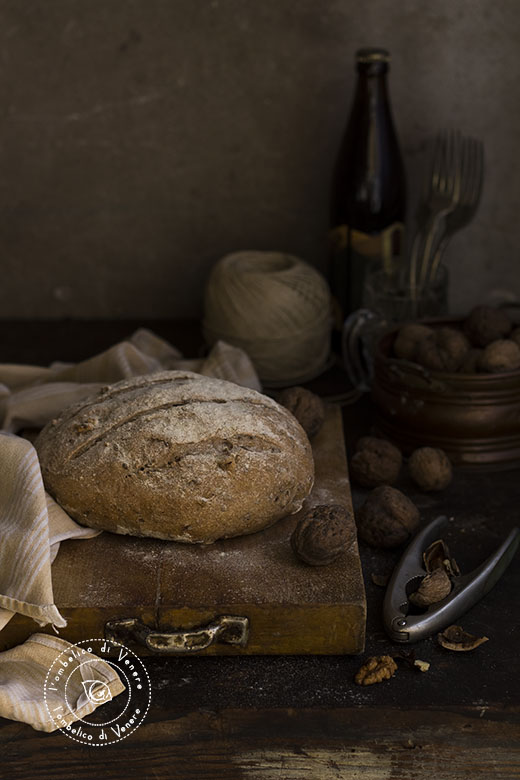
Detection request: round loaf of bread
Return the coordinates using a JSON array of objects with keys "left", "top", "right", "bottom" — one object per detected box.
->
[{"left": 35, "top": 371, "right": 314, "bottom": 543}]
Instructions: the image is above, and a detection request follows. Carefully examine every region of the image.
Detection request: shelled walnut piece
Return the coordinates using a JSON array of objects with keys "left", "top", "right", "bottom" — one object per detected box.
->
[
  {"left": 355, "top": 655, "right": 397, "bottom": 686},
  {"left": 395, "top": 649, "right": 431, "bottom": 673},
  {"left": 349, "top": 436, "right": 402, "bottom": 488}
]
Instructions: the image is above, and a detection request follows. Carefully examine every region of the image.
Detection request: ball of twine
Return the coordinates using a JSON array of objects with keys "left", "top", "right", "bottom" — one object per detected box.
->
[{"left": 202, "top": 251, "right": 332, "bottom": 384}]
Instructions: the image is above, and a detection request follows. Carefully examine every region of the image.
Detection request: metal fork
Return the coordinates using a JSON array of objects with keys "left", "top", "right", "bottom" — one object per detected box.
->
[
  {"left": 408, "top": 130, "right": 462, "bottom": 302},
  {"left": 422, "top": 136, "right": 484, "bottom": 289}
]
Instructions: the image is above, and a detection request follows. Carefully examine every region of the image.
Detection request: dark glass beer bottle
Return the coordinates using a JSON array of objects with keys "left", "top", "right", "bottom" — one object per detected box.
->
[{"left": 329, "top": 47, "right": 406, "bottom": 322}]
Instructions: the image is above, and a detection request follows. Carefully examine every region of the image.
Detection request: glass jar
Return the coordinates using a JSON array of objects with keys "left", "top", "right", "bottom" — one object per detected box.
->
[{"left": 342, "top": 264, "right": 449, "bottom": 392}]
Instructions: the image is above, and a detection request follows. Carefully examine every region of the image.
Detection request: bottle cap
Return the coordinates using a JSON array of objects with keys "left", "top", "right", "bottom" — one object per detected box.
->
[{"left": 356, "top": 48, "right": 390, "bottom": 64}]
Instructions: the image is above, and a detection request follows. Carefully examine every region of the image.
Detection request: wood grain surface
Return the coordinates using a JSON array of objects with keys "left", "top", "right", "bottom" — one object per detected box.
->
[{"left": 1, "top": 707, "right": 519, "bottom": 779}]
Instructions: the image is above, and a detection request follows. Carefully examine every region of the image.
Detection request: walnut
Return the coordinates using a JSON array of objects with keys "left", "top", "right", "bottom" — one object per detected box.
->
[
  {"left": 277, "top": 386, "right": 325, "bottom": 439},
  {"left": 291, "top": 504, "right": 355, "bottom": 566},
  {"left": 408, "top": 447, "right": 452, "bottom": 491},
  {"left": 356, "top": 485, "right": 420, "bottom": 548},
  {"left": 437, "top": 625, "right": 489, "bottom": 652},
  {"left": 409, "top": 568, "right": 452, "bottom": 607},
  {"left": 415, "top": 327, "right": 470, "bottom": 372},
  {"left": 510, "top": 326, "right": 520, "bottom": 348},
  {"left": 459, "top": 348, "right": 483, "bottom": 374},
  {"left": 464, "top": 305, "right": 512, "bottom": 347},
  {"left": 393, "top": 323, "right": 435, "bottom": 361},
  {"left": 355, "top": 655, "right": 397, "bottom": 685},
  {"left": 349, "top": 436, "right": 402, "bottom": 488},
  {"left": 477, "top": 339, "right": 520, "bottom": 373}
]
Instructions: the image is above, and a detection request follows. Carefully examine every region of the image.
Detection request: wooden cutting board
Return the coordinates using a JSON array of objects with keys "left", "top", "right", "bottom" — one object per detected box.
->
[{"left": 1, "top": 406, "right": 366, "bottom": 655}]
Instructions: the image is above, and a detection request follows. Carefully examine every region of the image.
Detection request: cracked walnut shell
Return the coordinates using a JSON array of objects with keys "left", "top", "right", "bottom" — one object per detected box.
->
[
  {"left": 437, "top": 625, "right": 489, "bottom": 652},
  {"left": 423, "top": 539, "right": 460, "bottom": 577},
  {"left": 291, "top": 504, "right": 355, "bottom": 566},
  {"left": 355, "top": 656, "right": 397, "bottom": 686}
]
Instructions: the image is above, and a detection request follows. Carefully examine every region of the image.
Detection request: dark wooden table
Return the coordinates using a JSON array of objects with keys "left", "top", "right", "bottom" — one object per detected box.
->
[{"left": 1, "top": 321, "right": 519, "bottom": 779}]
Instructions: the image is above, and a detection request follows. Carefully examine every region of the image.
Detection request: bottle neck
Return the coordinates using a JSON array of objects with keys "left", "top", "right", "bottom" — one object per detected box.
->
[{"left": 353, "top": 69, "right": 390, "bottom": 114}]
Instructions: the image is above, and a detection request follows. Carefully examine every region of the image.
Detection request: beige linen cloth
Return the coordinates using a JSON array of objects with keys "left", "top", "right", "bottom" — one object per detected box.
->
[
  {"left": 0, "top": 328, "right": 260, "bottom": 730},
  {"left": 0, "top": 633, "right": 125, "bottom": 732}
]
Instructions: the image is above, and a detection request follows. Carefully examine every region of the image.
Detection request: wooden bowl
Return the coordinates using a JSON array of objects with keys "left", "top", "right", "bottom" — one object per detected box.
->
[{"left": 371, "top": 319, "right": 520, "bottom": 470}]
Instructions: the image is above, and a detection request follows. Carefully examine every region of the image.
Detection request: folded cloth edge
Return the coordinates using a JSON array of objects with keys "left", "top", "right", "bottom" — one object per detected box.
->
[{"left": 0, "top": 595, "right": 67, "bottom": 629}]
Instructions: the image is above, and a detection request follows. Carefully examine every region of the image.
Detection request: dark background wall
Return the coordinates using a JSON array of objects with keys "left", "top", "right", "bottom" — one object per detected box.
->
[{"left": 1, "top": 0, "right": 519, "bottom": 319}]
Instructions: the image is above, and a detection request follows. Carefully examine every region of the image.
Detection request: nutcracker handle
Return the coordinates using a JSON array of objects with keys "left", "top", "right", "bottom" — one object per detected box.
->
[{"left": 104, "top": 615, "right": 249, "bottom": 654}]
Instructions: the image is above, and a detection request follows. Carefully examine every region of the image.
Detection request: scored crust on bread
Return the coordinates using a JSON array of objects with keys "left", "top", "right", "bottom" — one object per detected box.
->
[{"left": 35, "top": 371, "right": 315, "bottom": 543}]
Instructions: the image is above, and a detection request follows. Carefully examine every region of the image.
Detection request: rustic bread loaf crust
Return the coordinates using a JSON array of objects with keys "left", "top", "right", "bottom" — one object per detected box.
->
[{"left": 35, "top": 371, "right": 314, "bottom": 543}]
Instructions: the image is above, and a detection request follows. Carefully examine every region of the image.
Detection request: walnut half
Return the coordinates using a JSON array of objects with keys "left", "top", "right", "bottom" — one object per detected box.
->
[{"left": 355, "top": 655, "right": 397, "bottom": 686}]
